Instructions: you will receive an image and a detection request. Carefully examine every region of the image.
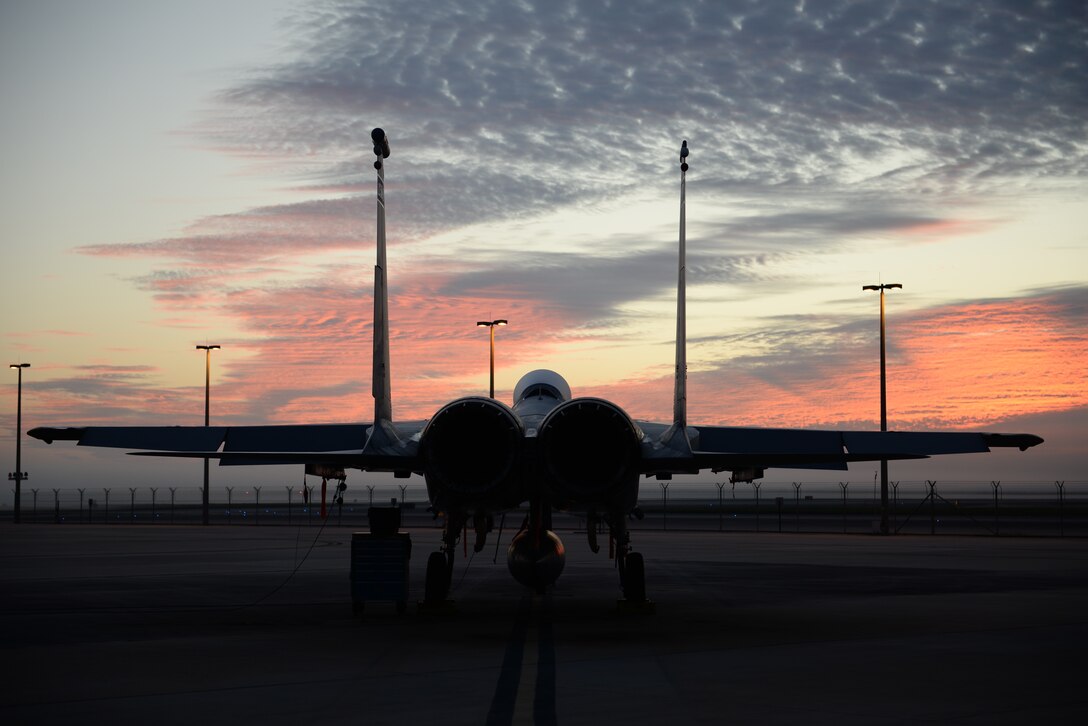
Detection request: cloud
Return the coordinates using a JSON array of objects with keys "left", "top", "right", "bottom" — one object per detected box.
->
[
  {"left": 17, "top": 1, "right": 1084, "bottom": 460},
  {"left": 676, "top": 285, "right": 1088, "bottom": 430},
  {"left": 71, "top": 0, "right": 1083, "bottom": 334},
  {"left": 13, "top": 280, "right": 1083, "bottom": 445},
  {"left": 206, "top": 0, "right": 1086, "bottom": 203}
]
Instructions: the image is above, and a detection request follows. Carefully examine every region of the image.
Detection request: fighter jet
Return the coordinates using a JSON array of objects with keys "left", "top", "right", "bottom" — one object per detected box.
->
[{"left": 30, "top": 130, "right": 1042, "bottom": 603}]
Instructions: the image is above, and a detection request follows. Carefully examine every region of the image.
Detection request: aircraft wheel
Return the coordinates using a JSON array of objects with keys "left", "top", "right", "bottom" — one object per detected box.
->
[
  {"left": 623, "top": 552, "right": 646, "bottom": 602},
  {"left": 424, "top": 551, "right": 450, "bottom": 603}
]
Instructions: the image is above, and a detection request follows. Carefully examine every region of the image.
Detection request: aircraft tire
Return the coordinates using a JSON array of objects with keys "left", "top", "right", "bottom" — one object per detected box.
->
[
  {"left": 623, "top": 552, "right": 646, "bottom": 602},
  {"left": 424, "top": 551, "right": 450, "bottom": 602}
]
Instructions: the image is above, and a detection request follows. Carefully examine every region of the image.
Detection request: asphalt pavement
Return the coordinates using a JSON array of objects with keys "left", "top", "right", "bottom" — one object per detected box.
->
[{"left": 2, "top": 522, "right": 1085, "bottom": 725}]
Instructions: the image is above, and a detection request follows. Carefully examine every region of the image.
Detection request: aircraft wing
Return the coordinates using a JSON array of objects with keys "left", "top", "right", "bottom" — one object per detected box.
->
[
  {"left": 27, "top": 423, "right": 424, "bottom": 472},
  {"left": 689, "top": 426, "right": 1043, "bottom": 472},
  {"left": 636, "top": 422, "right": 1043, "bottom": 475}
]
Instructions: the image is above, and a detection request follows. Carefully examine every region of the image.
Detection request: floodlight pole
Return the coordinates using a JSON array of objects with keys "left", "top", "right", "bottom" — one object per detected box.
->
[
  {"left": 196, "top": 345, "right": 220, "bottom": 525},
  {"left": 862, "top": 283, "right": 901, "bottom": 535},
  {"left": 476, "top": 319, "right": 508, "bottom": 399},
  {"left": 8, "top": 363, "right": 30, "bottom": 524}
]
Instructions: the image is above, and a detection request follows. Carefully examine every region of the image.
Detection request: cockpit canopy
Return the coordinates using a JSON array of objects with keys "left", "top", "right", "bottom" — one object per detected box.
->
[{"left": 513, "top": 369, "right": 572, "bottom": 404}]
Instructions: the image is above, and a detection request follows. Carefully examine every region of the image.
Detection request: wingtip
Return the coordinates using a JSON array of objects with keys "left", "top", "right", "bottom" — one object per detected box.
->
[
  {"left": 28, "top": 426, "right": 86, "bottom": 445},
  {"left": 982, "top": 433, "right": 1044, "bottom": 451}
]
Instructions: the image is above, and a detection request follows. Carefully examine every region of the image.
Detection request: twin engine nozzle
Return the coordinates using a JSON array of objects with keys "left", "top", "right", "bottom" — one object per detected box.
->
[
  {"left": 418, "top": 396, "right": 642, "bottom": 511},
  {"left": 537, "top": 397, "right": 642, "bottom": 507}
]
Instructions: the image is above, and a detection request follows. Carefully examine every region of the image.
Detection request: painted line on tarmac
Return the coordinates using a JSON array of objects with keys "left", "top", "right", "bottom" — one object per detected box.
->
[{"left": 487, "top": 593, "right": 557, "bottom": 725}]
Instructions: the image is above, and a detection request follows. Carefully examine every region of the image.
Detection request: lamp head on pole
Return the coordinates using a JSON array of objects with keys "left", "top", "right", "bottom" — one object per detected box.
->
[
  {"left": 371, "top": 128, "right": 391, "bottom": 159},
  {"left": 195, "top": 344, "right": 221, "bottom": 351},
  {"left": 9, "top": 363, "right": 30, "bottom": 370}
]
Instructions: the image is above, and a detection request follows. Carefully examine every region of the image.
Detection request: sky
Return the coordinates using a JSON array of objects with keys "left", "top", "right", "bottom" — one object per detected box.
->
[{"left": 2, "top": 0, "right": 1086, "bottom": 501}]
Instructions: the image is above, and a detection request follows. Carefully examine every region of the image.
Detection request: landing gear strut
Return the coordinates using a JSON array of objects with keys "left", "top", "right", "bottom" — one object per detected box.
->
[
  {"left": 423, "top": 510, "right": 464, "bottom": 604},
  {"left": 608, "top": 511, "right": 647, "bottom": 603}
]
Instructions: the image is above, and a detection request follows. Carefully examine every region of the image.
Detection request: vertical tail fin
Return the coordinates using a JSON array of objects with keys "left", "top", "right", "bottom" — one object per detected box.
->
[
  {"left": 661, "top": 140, "right": 691, "bottom": 454},
  {"left": 371, "top": 128, "right": 392, "bottom": 423},
  {"left": 673, "top": 140, "right": 688, "bottom": 432}
]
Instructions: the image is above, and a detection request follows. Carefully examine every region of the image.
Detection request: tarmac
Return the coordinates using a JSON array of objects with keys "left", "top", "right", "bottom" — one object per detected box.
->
[{"left": 2, "top": 522, "right": 1086, "bottom": 725}]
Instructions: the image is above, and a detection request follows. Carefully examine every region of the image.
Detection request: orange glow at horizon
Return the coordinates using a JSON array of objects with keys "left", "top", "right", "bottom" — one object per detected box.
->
[
  {"left": 591, "top": 295, "right": 1086, "bottom": 432},
  {"left": 14, "top": 289, "right": 1082, "bottom": 439}
]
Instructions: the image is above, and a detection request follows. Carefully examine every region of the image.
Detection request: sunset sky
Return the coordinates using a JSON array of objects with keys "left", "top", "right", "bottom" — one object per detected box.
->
[{"left": 2, "top": 0, "right": 1085, "bottom": 499}]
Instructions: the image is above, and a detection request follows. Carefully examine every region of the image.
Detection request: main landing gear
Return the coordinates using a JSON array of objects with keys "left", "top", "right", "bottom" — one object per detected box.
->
[
  {"left": 423, "top": 510, "right": 464, "bottom": 605},
  {"left": 422, "top": 509, "right": 499, "bottom": 605},
  {"left": 599, "top": 509, "right": 647, "bottom": 604},
  {"left": 424, "top": 503, "right": 649, "bottom": 605}
]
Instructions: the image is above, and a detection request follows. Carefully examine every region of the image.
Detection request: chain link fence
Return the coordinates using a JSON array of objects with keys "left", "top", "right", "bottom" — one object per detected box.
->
[{"left": 4, "top": 480, "right": 1085, "bottom": 537}]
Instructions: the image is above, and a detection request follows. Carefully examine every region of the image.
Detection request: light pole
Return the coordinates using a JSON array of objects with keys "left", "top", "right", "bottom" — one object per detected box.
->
[
  {"left": 476, "top": 319, "right": 507, "bottom": 399},
  {"left": 8, "top": 363, "right": 30, "bottom": 524},
  {"left": 196, "top": 344, "right": 220, "bottom": 525},
  {"left": 862, "top": 282, "right": 901, "bottom": 535}
]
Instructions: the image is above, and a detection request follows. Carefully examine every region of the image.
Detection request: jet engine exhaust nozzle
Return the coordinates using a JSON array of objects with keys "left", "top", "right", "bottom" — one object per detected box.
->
[
  {"left": 420, "top": 397, "right": 523, "bottom": 508},
  {"left": 538, "top": 397, "right": 641, "bottom": 505}
]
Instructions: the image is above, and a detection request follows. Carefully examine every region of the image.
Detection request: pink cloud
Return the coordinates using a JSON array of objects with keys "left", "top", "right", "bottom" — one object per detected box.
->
[
  {"left": 594, "top": 294, "right": 1088, "bottom": 432},
  {"left": 35, "top": 195, "right": 1088, "bottom": 440},
  {"left": 76, "top": 198, "right": 375, "bottom": 267}
]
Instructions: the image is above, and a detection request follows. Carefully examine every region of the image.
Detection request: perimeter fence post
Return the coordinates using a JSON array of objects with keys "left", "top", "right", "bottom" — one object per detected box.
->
[
  {"left": 254, "top": 486, "right": 261, "bottom": 526},
  {"left": 793, "top": 482, "right": 802, "bottom": 532},
  {"left": 285, "top": 486, "right": 293, "bottom": 524},
  {"left": 1056, "top": 481, "right": 1065, "bottom": 537},
  {"left": 892, "top": 481, "right": 899, "bottom": 532},
  {"left": 31, "top": 488, "right": 38, "bottom": 522},
  {"left": 129, "top": 488, "right": 137, "bottom": 523},
  {"left": 53, "top": 488, "right": 60, "bottom": 523},
  {"left": 150, "top": 487, "right": 157, "bottom": 523},
  {"left": 717, "top": 482, "right": 725, "bottom": 531},
  {"left": 991, "top": 481, "right": 1000, "bottom": 536},
  {"left": 927, "top": 481, "right": 937, "bottom": 534},
  {"left": 104, "top": 488, "right": 110, "bottom": 523},
  {"left": 169, "top": 487, "right": 177, "bottom": 524},
  {"left": 78, "top": 488, "right": 85, "bottom": 524},
  {"left": 753, "top": 482, "right": 762, "bottom": 532},
  {"left": 840, "top": 482, "right": 849, "bottom": 533},
  {"left": 226, "top": 486, "right": 234, "bottom": 524},
  {"left": 659, "top": 482, "right": 670, "bottom": 531}
]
